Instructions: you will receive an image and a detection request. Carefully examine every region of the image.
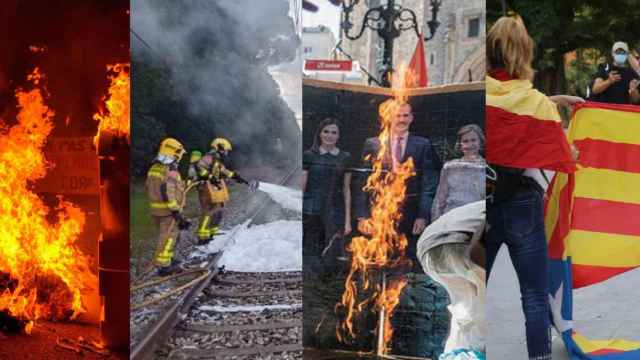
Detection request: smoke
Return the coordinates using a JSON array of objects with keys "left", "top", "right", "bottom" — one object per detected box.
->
[{"left": 131, "top": 0, "right": 301, "bottom": 175}]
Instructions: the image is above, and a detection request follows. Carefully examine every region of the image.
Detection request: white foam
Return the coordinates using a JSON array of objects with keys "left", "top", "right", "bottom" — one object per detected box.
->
[
  {"left": 257, "top": 182, "right": 302, "bottom": 213},
  {"left": 199, "top": 303, "right": 302, "bottom": 313},
  {"left": 214, "top": 220, "right": 301, "bottom": 272}
]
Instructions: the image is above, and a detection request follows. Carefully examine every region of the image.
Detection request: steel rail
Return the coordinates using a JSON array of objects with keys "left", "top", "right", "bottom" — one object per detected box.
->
[{"left": 130, "top": 165, "right": 301, "bottom": 359}]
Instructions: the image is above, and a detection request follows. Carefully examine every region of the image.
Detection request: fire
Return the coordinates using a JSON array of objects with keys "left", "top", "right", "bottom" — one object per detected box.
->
[
  {"left": 93, "top": 63, "right": 130, "bottom": 145},
  {"left": 0, "top": 68, "right": 93, "bottom": 332},
  {"left": 376, "top": 278, "right": 408, "bottom": 354},
  {"left": 336, "top": 66, "right": 415, "bottom": 352}
]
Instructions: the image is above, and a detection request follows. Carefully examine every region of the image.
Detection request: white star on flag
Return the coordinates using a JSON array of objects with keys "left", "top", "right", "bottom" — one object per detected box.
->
[{"left": 549, "top": 281, "right": 573, "bottom": 333}]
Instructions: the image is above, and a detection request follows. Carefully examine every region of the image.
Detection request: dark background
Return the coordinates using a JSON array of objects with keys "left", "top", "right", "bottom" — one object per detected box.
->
[
  {"left": 302, "top": 82, "right": 485, "bottom": 163},
  {"left": 0, "top": 0, "right": 130, "bottom": 137}
]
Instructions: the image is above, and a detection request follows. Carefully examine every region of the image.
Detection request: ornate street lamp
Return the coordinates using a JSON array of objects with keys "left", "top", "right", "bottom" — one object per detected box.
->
[{"left": 341, "top": 0, "right": 442, "bottom": 86}]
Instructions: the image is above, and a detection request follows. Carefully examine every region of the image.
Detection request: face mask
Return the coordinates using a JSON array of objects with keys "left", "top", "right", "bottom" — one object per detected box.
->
[
  {"left": 614, "top": 54, "right": 627, "bottom": 65},
  {"left": 157, "top": 154, "right": 175, "bottom": 165}
]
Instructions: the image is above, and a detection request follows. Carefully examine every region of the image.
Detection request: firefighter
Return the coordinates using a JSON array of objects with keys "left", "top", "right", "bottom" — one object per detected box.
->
[
  {"left": 146, "top": 137, "right": 191, "bottom": 276},
  {"left": 187, "top": 150, "right": 202, "bottom": 186},
  {"left": 195, "top": 137, "right": 256, "bottom": 245}
]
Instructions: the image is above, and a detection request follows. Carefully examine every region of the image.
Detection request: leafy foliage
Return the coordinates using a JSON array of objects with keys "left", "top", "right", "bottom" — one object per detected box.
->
[
  {"left": 487, "top": 0, "right": 640, "bottom": 94},
  {"left": 130, "top": 0, "right": 300, "bottom": 179}
]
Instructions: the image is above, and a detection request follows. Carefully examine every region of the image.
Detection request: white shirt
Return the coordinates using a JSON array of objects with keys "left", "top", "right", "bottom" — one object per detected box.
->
[{"left": 523, "top": 168, "right": 555, "bottom": 192}]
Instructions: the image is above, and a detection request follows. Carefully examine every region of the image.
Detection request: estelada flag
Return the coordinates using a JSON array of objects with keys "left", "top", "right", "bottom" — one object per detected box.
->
[
  {"left": 545, "top": 102, "right": 640, "bottom": 359},
  {"left": 407, "top": 33, "right": 427, "bottom": 87},
  {"left": 486, "top": 74, "right": 576, "bottom": 172}
]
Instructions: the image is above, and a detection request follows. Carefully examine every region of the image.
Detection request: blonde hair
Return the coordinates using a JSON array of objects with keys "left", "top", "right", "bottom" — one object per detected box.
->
[{"left": 487, "top": 16, "right": 534, "bottom": 80}]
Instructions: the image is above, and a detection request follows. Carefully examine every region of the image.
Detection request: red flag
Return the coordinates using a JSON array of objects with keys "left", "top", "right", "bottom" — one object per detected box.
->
[
  {"left": 486, "top": 75, "right": 576, "bottom": 173},
  {"left": 408, "top": 34, "right": 427, "bottom": 87}
]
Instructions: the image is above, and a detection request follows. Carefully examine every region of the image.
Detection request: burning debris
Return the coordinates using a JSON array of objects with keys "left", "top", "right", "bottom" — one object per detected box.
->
[
  {"left": 94, "top": 62, "right": 131, "bottom": 350},
  {"left": 0, "top": 272, "right": 26, "bottom": 333},
  {"left": 94, "top": 63, "right": 131, "bottom": 145},
  {"left": 0, "top": 62, "right": 129, "bottom": 336},
  {"left": 55, "top": 336, "right": 111, "bottom": 356},
  {"left": 336, "top": 67, "right": 416, "bottom": 355},
  {"left": 0, "top": 68, "right": 95, "bottom": 333}
]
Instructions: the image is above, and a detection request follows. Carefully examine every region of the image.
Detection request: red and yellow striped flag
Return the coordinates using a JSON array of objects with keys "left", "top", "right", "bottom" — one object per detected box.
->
[
  {"left": 546, "top": 102, "right": 640, "bottom": 288},
  {"left": 486, "top": 74, "right": 576, "bottom": 172}
]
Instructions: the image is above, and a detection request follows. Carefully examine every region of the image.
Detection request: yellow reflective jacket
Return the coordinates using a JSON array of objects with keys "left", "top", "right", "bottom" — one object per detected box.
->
[
  {"left": 145, "top": 162, "right": 185, "bottom": 217},
  {"left": 196, "top": 153, "right": 234, "bottom": 203}
]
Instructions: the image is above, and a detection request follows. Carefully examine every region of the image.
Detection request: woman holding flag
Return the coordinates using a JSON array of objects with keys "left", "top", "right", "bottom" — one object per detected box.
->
[{"left": 485, "top": 15, "right": 581, "bottom": 360}]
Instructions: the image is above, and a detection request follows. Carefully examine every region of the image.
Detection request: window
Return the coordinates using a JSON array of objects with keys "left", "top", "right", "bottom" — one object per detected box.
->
[
  {"left": 303, "top": 47, "right": 312, "bottom": 54},
  {"left": 430, "top": 54, "right": 434, "bottom": 65},
  {"left": 468, "top": 18, "right": 480, "bottom": 38}
]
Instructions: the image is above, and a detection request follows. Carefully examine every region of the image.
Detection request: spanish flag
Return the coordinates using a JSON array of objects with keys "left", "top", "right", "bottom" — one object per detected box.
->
[
  {"left": 408, "top": 33, "right": 427, "bottom": 87},
  {"left": 545, "top": 102, "right": 640, "bottom": 359},
  {"left": 486, "top": 74, "right": 576, "bottom": 172}
]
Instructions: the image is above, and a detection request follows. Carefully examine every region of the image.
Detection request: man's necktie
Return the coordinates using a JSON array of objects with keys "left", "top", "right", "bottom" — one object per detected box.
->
[{"left": 394, "top": 136, "right": 404, "bottom": 163}]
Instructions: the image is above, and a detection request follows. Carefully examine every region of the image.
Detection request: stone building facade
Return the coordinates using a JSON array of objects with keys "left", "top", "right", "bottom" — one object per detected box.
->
[
  {"left": 302, "top": 25, "right": 336, "bottom": 61},
  {"left": 340, "top": 0, "right": 485, "bottom": 86}
]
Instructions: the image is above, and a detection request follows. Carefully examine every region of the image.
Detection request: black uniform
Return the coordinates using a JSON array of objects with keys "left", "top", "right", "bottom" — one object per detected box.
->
[{"left": 590, "top": 63, "right": 640, "bottom": 104}]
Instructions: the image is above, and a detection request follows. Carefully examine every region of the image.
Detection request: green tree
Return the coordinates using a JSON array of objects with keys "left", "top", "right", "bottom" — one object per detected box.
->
[
  {"left": 487, "top": 0, "right": 640, "bottom": 95},
  {"left": 130, "top": 0, "right": 300, "bottom": 180}
]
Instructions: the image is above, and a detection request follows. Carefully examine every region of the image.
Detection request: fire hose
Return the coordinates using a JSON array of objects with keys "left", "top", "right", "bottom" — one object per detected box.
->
[{"left": 130, "top": 268, "right": 211, "bottom": 310}]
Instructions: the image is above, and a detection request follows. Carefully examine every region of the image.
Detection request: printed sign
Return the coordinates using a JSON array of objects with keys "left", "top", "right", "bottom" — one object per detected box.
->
[
  {"left": 34, "top": 137, "right": 100, "bottom": 195},
  {"left": 304, "top": 59, "right": 353, "bottom": 71}
]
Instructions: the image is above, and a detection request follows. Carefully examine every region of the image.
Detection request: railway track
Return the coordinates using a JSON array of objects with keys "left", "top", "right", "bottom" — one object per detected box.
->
[
  {"left": 130, "top": 252, "right": 223, "bottom": 359},
  {"left": 162, "top": 271, "right": 302, "bottom": 359},
  {"left": 131, "top": 166, "right": 301, "bottom": 359}
]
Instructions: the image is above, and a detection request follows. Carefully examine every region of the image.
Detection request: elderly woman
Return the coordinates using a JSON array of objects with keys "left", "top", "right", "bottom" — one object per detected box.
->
[
  {"left": 431, "top": 125, "right": 486, "bottom": 222},
  {"left": 418, "top": 201, "right": 486, "bottom": 360}
]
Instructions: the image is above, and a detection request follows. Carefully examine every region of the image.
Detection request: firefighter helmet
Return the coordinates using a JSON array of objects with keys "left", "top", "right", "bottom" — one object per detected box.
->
[
  {"left": 158, "top": 138, "right": 185, "bottom": 160},
  {"left": 190, "top": 150, "right": 202, "bottom": 163},
  {"left": 211, "top": 138, "right": 232, "bottom": 152}
]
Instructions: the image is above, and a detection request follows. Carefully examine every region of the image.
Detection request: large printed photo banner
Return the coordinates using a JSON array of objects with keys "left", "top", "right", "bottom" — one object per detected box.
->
[{"left": 545, "top": 102, "right": 640, "bottom": 359}]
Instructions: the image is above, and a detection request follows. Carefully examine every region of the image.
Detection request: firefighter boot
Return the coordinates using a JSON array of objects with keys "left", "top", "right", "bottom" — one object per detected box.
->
[
  {"left": 197, "top": 215, "right": 213, "bottom": 245},
  {"left": 157, "top": 263, "right": 183, "bottom": 277},
  {"left": 197, "top": 211, "right": 222, "bottom": 246}
]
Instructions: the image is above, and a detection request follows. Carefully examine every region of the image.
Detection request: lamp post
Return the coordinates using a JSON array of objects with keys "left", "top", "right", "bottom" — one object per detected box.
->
[{"left": 341, "top": 0, "right": 442, "bottom": 87}]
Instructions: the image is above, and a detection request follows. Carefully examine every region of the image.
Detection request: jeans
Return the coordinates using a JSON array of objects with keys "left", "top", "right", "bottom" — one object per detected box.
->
[{"left": 486, "top": 190, "right": 551, "bottom": 359}]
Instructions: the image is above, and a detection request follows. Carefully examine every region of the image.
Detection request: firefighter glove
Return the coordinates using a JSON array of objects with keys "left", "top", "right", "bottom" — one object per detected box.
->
[
  {"left": 232, "top": 173, "right": 249, "bottom": 185},
  {"left": 208, "top": 175, "right": 222, "bottom": 187}
]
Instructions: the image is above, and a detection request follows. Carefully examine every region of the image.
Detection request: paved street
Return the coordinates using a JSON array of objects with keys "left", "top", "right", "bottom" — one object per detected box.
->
[{"left": 487, "top": 247, "right": 640, "bottom": 359}]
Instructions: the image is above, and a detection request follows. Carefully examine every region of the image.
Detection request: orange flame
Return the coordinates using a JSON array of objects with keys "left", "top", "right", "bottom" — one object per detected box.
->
[
  {"left": 377, "top": 278, "right": 408, "bottom": 354},
  {"left": 0, "top": 68, "right": 93, "bottom": 332},
  {"left": 93, "top": 63, "right": 130, "bottom": 145},
  {"left": 336, "top": 66, "right": 416, "bottom": 352}
]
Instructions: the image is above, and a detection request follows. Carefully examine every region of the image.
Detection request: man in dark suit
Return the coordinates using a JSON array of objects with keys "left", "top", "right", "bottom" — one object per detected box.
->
[{"left": 354, "top": 101, "right": 441, "bottom": 271}]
